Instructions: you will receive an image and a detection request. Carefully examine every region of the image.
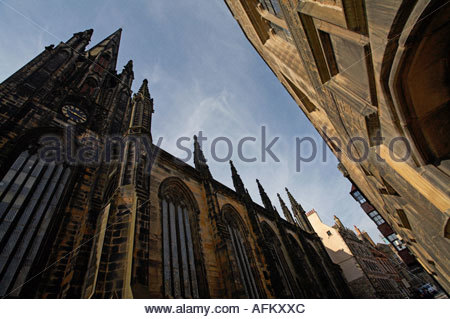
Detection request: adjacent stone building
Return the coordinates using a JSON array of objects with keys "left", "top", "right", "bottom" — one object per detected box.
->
[
  {"left": 224, "top": 0, "right": 450, "bottom": 292},
  {"left": 308, "top": 210, "right": 407, "bottom": 298},
  {"left": 0, "top": 29, "right": 351, "bottom": 298}
]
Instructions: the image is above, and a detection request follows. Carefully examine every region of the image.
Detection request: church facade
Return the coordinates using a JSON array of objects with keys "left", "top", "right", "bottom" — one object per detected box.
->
[{"left": 0, "top": 29, "right": 351, "bottom": 298}]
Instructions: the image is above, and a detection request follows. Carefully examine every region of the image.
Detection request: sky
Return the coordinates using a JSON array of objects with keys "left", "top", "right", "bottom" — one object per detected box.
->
[{"left": 0, "top": 0, "right": 383, "bottom": 242}]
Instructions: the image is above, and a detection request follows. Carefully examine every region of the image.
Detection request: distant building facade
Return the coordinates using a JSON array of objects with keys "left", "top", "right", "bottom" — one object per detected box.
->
[
  {"left": 349, "top": 183, "right": 445, "bottom": 295},
  {"left": 224, "top": 0, "right": 450, "bottom": 292},
  {"left": 308, "top": 210, "right": 410, "bottom": 298},
  {"left": 0, "top": 29, "right": 351, "bottom": 298}
]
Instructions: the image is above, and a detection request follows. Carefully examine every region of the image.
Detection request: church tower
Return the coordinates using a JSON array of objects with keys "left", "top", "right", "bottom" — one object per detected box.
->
[{"left": 0, "top": 28, "right": 137, "bottom": 297}]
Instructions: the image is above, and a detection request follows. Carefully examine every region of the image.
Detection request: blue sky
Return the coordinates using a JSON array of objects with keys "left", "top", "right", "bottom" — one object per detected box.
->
[{"left": 0, "top": 0, "right": 382, "bottom": 241}]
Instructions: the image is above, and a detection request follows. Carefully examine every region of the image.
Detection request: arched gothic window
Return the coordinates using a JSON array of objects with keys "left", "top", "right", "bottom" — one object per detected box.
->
[
  {"left": 286, "top": 234, "right": 316, "bottom": 298},
  {"left": 222, "top": 204, "right": 261, "bottom": 298},
  {"left": 0, "top": 134, "right": 72, "bottom": 297},
  {"left": 159, "top": 178, "right": 207, "bottom": 298},
  {"left": 80, "top": 78, "right": 98, "bottom": 96},
  {"left": 93, "top": 54, "right": 110, "bottom": 73},
  {"left": 261, "top": 222, "right": 298, "bottom": 298}
]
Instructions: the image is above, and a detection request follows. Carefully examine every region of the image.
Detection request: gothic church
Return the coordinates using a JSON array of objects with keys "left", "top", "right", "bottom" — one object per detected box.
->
[{"left": 0, "top": 29, "right": 351, "bottom": 298}]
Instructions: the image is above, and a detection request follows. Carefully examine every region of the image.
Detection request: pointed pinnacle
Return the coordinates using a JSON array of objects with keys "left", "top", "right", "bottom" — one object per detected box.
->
[
  {"left": 84, "top": 29, "right": 94, "bottom": 36},
  {"left": 120, "top": 60, "right": 134, "bottom": 79},
  {"left": 256, "top": 179, "right": 273, "bottom": 211},
  {"left": 138, "top": 78, "right": 150, "bottom": 97},
  {"left": 285, "top": 187, "right": 296, "bottom": 204},
  {"left": 124, "top": 59, "right": 133, "bottom": 69},
  {"left": 193, "top": 135, "right": 207, "bottom": 165},
  {"left": 277, "top": 193, "right": 295, "bottom": 224},
  {"left": 277, "top": 193, "right": 286, "bottom": 206},
  {"left": 70, "top": 29, "right": 93, "bottom": 43},
  {"left": 88, "top": 28, "right": 122, "bottom": 52},
  {"left": 229, "top": 160, "right": 238, "bottom": 174}
]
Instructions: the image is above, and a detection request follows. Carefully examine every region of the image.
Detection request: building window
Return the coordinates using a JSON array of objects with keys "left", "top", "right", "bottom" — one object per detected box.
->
[
  {"left": 259, "top": 0, "right": 283, "bottom": 18},
  {"left": 159, "top": 178, "right": 207, "bottom": 298},
  {"left": 368, "top": 210, "right": 385, "bottom": 226},
  {"left": 386, "top": 233, "right": 406, "bottom": 251},
  {"left": 352, "top": 190, "right": 366, "bottom": 204},
  {"left": 161, "top": 199, "right": 199, "bottom": 298},
  {"left": 396, "top": 209, "right": 412, "bottom": 230},
  {"left": 445, "top": 218, "right": 450, "bottom": 239},
  {"left": 318, "top": 31, "right": 339, "bottom": 77},
  {"left": 80, "top": 78, "right": 98, "bottom": 96},
  {"left": 365, "top": 113, "right": 382, "bottom": 146},
  {"left": 0, "top": 143, "right": 72, "bottom": 297},
  {"left": 326, "top": 230, "right": 332, "bottom": 236},
  {"left": 269, "top": 22, "right": 292, "bottom": 42},
  {"left": 380, "top": 177, "right": 399, "bottom": 196},
  {"left": 93, "top": 54, "right": 110, "bottom": 73},
  {"left": 360, "top": 165, "right": 373, "bottom": 176},
  {"left": 261, "top": 222, "right": 298, "bottom": 298},
  {"left": 223, "top": 205, "right": 261, "bottom": 298}
]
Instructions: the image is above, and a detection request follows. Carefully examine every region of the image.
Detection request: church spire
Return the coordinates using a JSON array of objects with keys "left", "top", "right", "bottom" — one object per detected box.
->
[
  {"left": 285, "top": 187, "right": 299, "bottom": 210},
  {"left": 138, "top": 78, "right": 151, "bottom": 99},
  {"left": 193, "top": 135, "right": 207, "bottom": 166},
  {"left": 118, "top": 59, "right": 134, "bottom": 88},
  {"left": 88, "top": 28, "right": 122, "bottom": 71},
  {"left": 121, "top": 59, "right": 134, "bottom": 77},
  {"left": 285, "top": 187, "right": 314, "bottom": 232},
  {"left": 66, "top": 29, "right": 93, "bottom": 51},
  {"left": 127, "top": 79, "right": 153, "bottom": 139},
  {"left": 277, "top": 193, "right": 295, "bottom": 224},
  {"left": 229, "top": 160, "right": 245, "bottom": 195},
  {"left": 256, "top": 179, "right": 274, "bottom": 212}
]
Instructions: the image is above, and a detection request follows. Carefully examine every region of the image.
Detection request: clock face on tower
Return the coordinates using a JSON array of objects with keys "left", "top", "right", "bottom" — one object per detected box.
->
[{"left": 61, "top": 105, "right": 87, "bottom": 124}]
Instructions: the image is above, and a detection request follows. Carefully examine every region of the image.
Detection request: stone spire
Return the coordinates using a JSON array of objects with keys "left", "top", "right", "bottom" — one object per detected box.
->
[
  {"left": 123, "top": 59, "right": 133, "bottom": 73},
  {"left": 194, "top": 135, "right": 212, "bottom": 179},
  {"left": 120, "top": 79, "right": 153, "bottom": 185},
  {"left": 256, "top": 179, "right": 274, "bottom": 212},
  {"left": 88, "top": 28, "right": 122, "bottom": 71},
  {"left": 277, "top": 193, "right": 295, "bottom": 224},
  {"left": 66, "top": 29, "right": 93, "bottom": 51},
  {"left": 285, "top": 187, "right": 314, "bottom": 232},
  {"left": 137, "top": 78, "right": 151, "bottom": 99},
  {"left": 229, "top": 160, "right": 245, "bottom": 195},
  {"left": 118, "top": 59, "right": 134, "bottom": 90},
  {"left": 128, "top": 79, "right": 153, "bottom": 138},
  {"left": 120, "top": 60, "right": 134, "bottom": 82}
]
